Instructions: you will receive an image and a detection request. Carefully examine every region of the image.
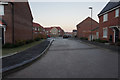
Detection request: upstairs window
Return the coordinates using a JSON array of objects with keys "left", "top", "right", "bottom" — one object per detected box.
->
[
  {"left": 35, "top": 27, "right": 37, "bottom": 31},
  {"left": 115, "top": 9, "right": 119, "bottom": 17},
  {"left": 103, "top": 14, "right": 108, "bottom": 22},
  {"left": 38, "top": 28, "right": 40, "bottom": 31},
  {"left": 0, "top": 5, "right": 4, "bottom": 15}
]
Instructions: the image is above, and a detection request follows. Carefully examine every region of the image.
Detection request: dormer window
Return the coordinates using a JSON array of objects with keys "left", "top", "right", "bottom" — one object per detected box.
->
[
  {"left": 103, "top": 14, "right": 108, "bottom": 22},
  {"left": 115, "top": 9, "right": 119, "bottom": 17}
]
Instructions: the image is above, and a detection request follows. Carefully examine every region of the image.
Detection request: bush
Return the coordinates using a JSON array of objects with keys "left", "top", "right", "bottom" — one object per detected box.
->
[
  {"left": 94, "top": 39, "right": 108, "bottom": 43},
  {"left": 26, "top": 40, "right": 34, "bottom": 44},
  {"left": 15, "top": 40, "right": 26, "bottom": 47},
  {"left": 80, "top": 37, "right": 88, "bottom": 40},
  {"left": 2, "top": 43, "right": 14, "bottom": 48},
  {"left": 118, "top": 39, "right": 120, "bottom": 42},
  {"left": 34, "top": 37, "right": 41, "bottom": 41},
  {"left": 3, "top": 38, "right": 42, "bottom": 48}
]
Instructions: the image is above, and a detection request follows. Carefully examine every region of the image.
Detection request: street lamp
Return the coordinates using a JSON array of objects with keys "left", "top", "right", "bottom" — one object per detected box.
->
[{"left": 89, "top": 7, "right": 93, "bottom": 41}]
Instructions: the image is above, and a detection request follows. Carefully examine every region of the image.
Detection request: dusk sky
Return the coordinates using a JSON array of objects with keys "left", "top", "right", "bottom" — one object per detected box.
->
[{"left": 29, "top": 1, "right": 109, "bottom": 32}]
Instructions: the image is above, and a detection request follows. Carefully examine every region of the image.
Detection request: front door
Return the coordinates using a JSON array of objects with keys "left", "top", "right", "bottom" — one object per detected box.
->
[{"left": 115, "top": 28, "right": 119, "bottom": 43}]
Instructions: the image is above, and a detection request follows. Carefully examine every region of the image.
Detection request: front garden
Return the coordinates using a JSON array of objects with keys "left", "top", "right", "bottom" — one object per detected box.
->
[
  {"left": 2, "top": 37, "right": 46, "bottom": 56},
  {"left": 79, "top": 37, "right": 120, "bottom": 46}
]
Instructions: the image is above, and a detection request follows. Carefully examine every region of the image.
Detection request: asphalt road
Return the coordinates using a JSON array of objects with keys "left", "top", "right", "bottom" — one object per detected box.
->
[{"left": 5, "top": 38, "right": 118, "bottom": 78}]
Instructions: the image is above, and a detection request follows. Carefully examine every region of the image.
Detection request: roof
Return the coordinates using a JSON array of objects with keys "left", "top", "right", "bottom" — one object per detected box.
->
[
  {"left": 33, "top": 22, "right": 43, "bottom": 28},
  {"left": 44, "top": 27, "right": 52, "bottom": 31},
  {"left": 45, "top": 27, "right": 64, "bottom": 32},
  {"left": 98, "top": 1, "right": 120, "bottom": 16},
  {"left": 76, "top": 17, "right": 98, "bottom": 28}
]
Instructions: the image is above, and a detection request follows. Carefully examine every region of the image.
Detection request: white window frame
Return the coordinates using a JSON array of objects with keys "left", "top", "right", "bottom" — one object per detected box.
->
[
  {"left": 115, "top": 9, "right": 119, "bottom": 17},
  {"left": 103, "top": 14, "right": 108, "bottom": 22},
  {"left": 103, "top": 27, "right": 108, "bottom": 38},
  {"left": 38, "top": 28, "right": 40, "bottom": 31},
  {"left": 96, "top": 32, "right": 99, "bottom": 39},
  {"left": 0, "top": 5, "right": 4, "bottom": 15},
  {"left": 35, "top": 27, "right": 37, "bottom": 31}
]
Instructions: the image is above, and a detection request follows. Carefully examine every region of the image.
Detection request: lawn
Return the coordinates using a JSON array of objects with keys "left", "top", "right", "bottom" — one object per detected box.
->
[{"left": 2, "top": 39, "right": 45, "bottom": 57}]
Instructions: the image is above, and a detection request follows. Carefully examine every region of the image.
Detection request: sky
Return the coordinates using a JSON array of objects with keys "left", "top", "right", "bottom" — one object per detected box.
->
[{"left": 29, "top": 1, "right": 109, "bottom": 32}]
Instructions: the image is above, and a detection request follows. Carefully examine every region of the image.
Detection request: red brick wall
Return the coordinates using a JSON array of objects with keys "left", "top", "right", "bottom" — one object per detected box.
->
[
  {"left": 99, "top": 7, "right": 120, "bottom": 42},
  {"left": 2, "top": 2, "right": 33, "bottom": 44},
  {"left": 3, "top": 3, "right": 13, "bottom": 43},
  {"left": 77, "top": 17, "right": 99, "bottom": 39},
  {"left": 14, "top": 2, "right": 33, "bottom": 43}
]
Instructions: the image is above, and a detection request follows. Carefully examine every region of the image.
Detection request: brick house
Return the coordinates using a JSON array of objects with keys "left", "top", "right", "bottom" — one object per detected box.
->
[
  {"left": 44, "top": 27, "right": 64, "bottom": 37},
  {"left": 0, "top": 1, "right": 33, "bottom": 44},
  {"left": 98, "top": 1, "right": 120, "bottom": 43},
  {"left": 44, "top": 27, "right": 52, "bottom": 37},
  {"left": 33, "top": 22, "right": 46, "bottom": 39},
  {"left": 76, "top": 17, "right": 99, "bottom": 41},
  {"left": 72, "top": 30, "right": 77, "bottom": 37}
]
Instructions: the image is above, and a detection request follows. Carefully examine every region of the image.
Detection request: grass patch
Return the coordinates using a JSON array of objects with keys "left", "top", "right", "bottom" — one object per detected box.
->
[{"left": 2, "top": 39, "right": 45, "bottom": 56}]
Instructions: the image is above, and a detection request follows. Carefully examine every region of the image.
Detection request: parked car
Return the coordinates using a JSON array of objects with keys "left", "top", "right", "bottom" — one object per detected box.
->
[{"left": 63, "top": 35, "right": 69, "bottom": 38}]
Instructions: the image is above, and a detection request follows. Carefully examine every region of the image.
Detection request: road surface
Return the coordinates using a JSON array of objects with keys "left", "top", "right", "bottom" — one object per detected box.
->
[{"left": 5, "top": 38, "right": 118, "bottom": 78}]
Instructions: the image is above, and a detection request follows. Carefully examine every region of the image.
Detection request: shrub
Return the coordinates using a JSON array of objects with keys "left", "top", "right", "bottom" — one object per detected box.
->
[
  {"left": 80, "top": 37, "right": 88, "bottom": 40},
  {"left": 26, "top": 40, "right": 34, "bottom": 44},
  {"left": 15, "top": 40, "right": 26, "bottom": 47},
  {"left": 118, "top": 39, "right": 120, "bottom": 42},
  {"left": 2, "top": 43, "right": 14, "bottom": 48},
  {"left": 34, "top": 37, "right": 41, "bottom": 41},
  {"left": 94, "top": 39, "right": 108, "bottom": 43}
]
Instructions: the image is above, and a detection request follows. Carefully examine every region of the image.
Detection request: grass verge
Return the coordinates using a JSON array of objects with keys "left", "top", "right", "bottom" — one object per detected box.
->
[{"left": 2, "top": 39, "right": 45, "bottom": 57}]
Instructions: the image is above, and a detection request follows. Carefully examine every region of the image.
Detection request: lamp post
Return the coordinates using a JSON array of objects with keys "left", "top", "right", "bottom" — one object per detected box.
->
[{"left": 89, "top": 7, "right": 93, "bottom": 41}]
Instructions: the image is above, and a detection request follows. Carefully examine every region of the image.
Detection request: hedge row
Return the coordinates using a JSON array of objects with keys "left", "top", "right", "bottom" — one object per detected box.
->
[{"left": 2, "top": 37, "right": 42, "bottom": 48}]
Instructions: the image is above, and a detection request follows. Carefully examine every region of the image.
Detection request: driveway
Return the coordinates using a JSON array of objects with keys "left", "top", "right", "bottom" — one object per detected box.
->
[{"left": 5, "top": 38, "right": 118, "bottom": 78}]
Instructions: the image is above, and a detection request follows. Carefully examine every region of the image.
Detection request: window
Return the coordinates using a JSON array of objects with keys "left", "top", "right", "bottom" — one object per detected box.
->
[
  {"left": 0, "top": 23, "right": 2, "bottom": 26},
  {"left": 35, "top": 27, "right": 37, "bottom": 31},
  {"left": 38, "top": 28, "right": 40, "bottom": 31},
  {"left": 103, "top": 27, "right": 107, "bottom": 38},
  {"left": 96, "top": 32, "right": 99, "bottom": 39},
  {"left": 0, "top": 5, "right": 4, "bottom": 15},
  {"left": 115, "top": 9, "right": 119, "bottom": 17},
  {"left": 103, "top": 14, "right": 108, "bottom": 22}
]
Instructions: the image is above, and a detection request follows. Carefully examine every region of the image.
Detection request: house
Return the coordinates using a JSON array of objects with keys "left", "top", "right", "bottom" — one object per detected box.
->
[
  {"left": 76, "top": 17, "right": 99, "bottom": 41},
  {"left": 33, "top": 22, "right": 46, "bottom": 39},
  {"left": 72, "top": 30, "right": 77, "bottom": 37},
  {"left": 44, "top": 27, "right": 64, "bottom": 37},
  {"left": 98, "top": 1, "right": 120, "bottom": 43},
  {"left": 0, "top": 1, "right": 33, "bottom": 44},
  {"left": 65, "top": 32, "right": 73, "bottom": 37},
  {"left": 44, "top": 27, "right": 52, "bottom": 37}
]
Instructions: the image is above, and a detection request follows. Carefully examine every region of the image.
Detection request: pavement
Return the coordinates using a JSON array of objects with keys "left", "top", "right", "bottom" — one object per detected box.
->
[
  {"left": 78, "top": 39, "right": 120, "bottom": 52},
  {"left": 2, "top": 40, "right": 50, "bottom": 73},
  {"left": 4, "top": 38, "right": 118, "bottom": 78}
]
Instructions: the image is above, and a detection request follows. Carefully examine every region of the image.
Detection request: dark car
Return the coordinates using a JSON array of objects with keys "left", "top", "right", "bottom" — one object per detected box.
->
[{"left": 63, "top": 35, "right": 69, "bottom": 38}]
